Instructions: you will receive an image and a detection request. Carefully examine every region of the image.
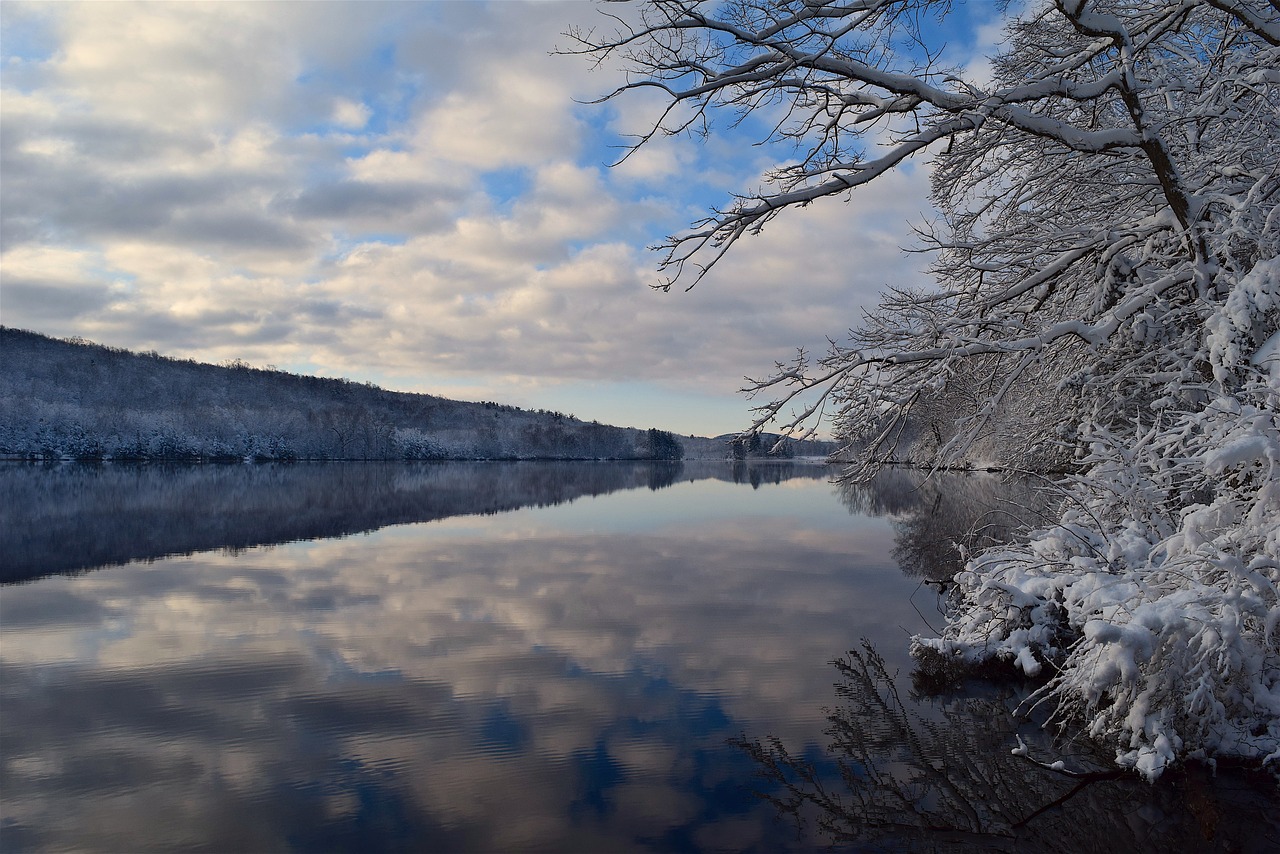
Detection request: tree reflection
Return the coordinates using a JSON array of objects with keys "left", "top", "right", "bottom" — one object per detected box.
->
[
  {"left": 730, "top": 459, "right": 807, "bottom": 489},
  {"left": 1, "top": 459, "right": 830, "bottom": 584},
  {"left": 838, "top": 468, "right": 1052, "bottom": 583},
  {"left": 733, "top": 642, "right": 1279, "bottom": 852}
]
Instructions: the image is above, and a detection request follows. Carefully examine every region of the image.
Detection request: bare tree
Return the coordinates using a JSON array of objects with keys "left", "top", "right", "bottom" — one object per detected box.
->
[
  {"left": 568, "top": 0, "right": 1276, "bottom": 454},
  {"left": 569, "top": 1, "right": 1280, "bottom": 777}
]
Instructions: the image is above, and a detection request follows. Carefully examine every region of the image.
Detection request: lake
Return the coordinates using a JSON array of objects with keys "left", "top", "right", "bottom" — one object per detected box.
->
[{"left": 1, "top": 461, "right": 1275, "bottom": 852}]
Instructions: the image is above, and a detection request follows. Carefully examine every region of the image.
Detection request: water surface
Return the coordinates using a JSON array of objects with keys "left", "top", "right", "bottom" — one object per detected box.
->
[{"left": 1, "top": 462, "right": 1274, "bottom": 852}]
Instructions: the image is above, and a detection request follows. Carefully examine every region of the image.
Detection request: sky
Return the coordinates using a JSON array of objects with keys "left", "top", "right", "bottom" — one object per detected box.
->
[{"left": 0, "top": 1, "right": 1002, "bottom": 437}]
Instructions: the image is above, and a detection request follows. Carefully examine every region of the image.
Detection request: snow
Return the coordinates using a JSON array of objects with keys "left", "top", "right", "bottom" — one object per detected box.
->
[
  {"left": 914, "top": 395, "right": 1280, "bottom": 779},
  {"left": 1252, "top": 327, "right": 1280, "bottom": 385}
]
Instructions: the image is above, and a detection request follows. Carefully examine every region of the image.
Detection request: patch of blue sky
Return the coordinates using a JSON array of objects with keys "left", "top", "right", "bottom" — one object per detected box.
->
[
  {"left": 339, "top": 231, "right": 408, "bottom": 247},
  {"left": 288, "top": 41, "right": 423, "bottom": 141},
  {"left": 574, "top": 102, "right": 637, "bottom": 168},
  {"left": 479, "top": 167, "right": 532, "bottom": 213},
  {"left": 0, "top": 5, "right": 58, "bottom": 66},
  {"left": 282, "top": 84, "right": 401, "bottom": 139},
  {"left": 98, "top": 264, "right": 139, "bottom": 282},
  {"left": 333, "top": 141, "right": 378, "bottom": 162},
  {"left": 369, "top": 81, "right": 423, "bottom": 138},
  {"left": 81, "top": 256, "right": 140, "bottom": 292},
  {"left": 571, "top": 87, "right": 735, "bottom": 205},
  {"left": 913, "top": 1, "right": 1010, "bottom": 69}
]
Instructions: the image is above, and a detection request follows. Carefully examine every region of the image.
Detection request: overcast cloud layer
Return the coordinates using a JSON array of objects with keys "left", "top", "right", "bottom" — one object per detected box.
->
[{"left": 0, "top": 1, "right": 993, "bottom": 435}]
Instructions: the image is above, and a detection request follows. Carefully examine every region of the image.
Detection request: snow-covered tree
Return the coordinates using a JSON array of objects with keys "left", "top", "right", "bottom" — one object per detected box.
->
[{"left": 570, "top": 0, "right": 1279, "bottom": 776}]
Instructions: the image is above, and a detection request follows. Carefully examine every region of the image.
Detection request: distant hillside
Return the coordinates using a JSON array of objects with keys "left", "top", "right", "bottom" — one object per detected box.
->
[
  {"left": 1, "top": 327, "right": 705, "bottom": 462},
  {"left": 710, "top": 431, "right": 834, "bottom": 460}
]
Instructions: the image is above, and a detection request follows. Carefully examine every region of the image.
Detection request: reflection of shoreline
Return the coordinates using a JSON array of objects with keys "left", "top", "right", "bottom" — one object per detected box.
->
[
  {"left": 837, "top": 467, "right": 1053, "bottom": 582},
  {"left": 0, "top": 459, "right": 831, "bottom": 584}
]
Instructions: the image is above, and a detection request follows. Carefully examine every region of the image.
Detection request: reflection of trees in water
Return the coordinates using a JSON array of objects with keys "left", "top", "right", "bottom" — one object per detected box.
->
[
  {"left": 838, "top": 468, "right": 1054, "bottom": 582},
  {"left": 3, "top": 461, "right": 685, "bottom": 583},
  {"left": 1, "top": 459, "right": 830, "bottom": 584},
  {"left": 734, "top": 642, "right": 1279, "bottom": 852},
  {"left": 729, "top": 459, "right": 811, "bottom": 489}
]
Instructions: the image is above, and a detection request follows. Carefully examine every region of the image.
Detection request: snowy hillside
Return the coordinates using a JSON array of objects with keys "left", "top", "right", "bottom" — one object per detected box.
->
[{"left": 0, "top": 328, "right": 715, "bottom": 461}]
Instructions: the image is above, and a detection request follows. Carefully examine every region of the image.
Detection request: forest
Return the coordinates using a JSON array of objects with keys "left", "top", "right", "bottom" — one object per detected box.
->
[{"left": 0, "top": 327, "right": 710, "bottom": 462}]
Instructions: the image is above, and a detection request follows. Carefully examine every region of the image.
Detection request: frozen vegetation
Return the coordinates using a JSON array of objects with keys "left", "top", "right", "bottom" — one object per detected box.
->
[
  {"left": 0, "top": 327, "right": 828, "bottom": 462},
  {"left": 575, "top": 0, "right": 1280, "bottom": 777}
]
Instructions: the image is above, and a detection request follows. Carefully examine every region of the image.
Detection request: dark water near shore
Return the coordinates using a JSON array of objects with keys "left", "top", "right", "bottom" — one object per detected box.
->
[{"left": 1, "top": 461, "right": 1275, "bottom": 852}]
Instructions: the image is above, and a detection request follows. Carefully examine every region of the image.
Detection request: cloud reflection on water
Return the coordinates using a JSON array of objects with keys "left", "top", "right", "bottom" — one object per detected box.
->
[{"left": 3, "top": 461, "right": 924, "bottom": 851}]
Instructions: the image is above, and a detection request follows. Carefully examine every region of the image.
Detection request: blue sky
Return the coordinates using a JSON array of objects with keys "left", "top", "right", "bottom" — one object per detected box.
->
[{"left": 0, "top": 1, "right": 1002, "bottom": 436}]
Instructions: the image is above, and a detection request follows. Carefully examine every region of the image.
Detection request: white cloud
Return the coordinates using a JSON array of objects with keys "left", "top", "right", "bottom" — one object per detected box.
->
[
  {"left": 46, "top": 3, "right": 300, "bottom": 130},
  {"left": 419, "top": 71, "right": 580, "bottom": 170},
  {"left": 330, "top": 97, "right": 371, "bottom": 130}
]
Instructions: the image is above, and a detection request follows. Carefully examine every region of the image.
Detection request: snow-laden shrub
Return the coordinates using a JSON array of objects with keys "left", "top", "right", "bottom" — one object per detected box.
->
[
  {"left": 149, "top": 432, "right": 202, "bottom": 461},
  {"left": 394, "top": 428, "right": 447, "bottom": 460},
  {"left": 916, "top": 380, "right": 1280, "bottom": 779},
  {"left": 245, "top": 433, "right": 297, "bottom": 462},
  {"left": 62, "top": 423, "right": 106, "bottom": 460}
]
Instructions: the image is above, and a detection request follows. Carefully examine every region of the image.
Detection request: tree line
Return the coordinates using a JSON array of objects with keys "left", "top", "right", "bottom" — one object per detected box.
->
[{"left": 0, "top": 328, "right": 686, "bottom": 462}]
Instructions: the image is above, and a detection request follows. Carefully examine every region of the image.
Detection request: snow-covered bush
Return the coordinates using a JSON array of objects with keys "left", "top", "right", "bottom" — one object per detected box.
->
[
  {"left": 914, "top": 244, "right": 1280, "bottom": 780},
  {"left": 394, "top": 428, "right": 448, "bottom": 460},
  {"left": 916, "top": 378, "right": 1280, "bottom": 778}
]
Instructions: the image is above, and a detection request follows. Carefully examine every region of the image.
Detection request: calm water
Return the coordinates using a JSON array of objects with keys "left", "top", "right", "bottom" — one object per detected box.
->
[{"left": 1, "top": 461, "right": 1275, "bottom": 852}]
